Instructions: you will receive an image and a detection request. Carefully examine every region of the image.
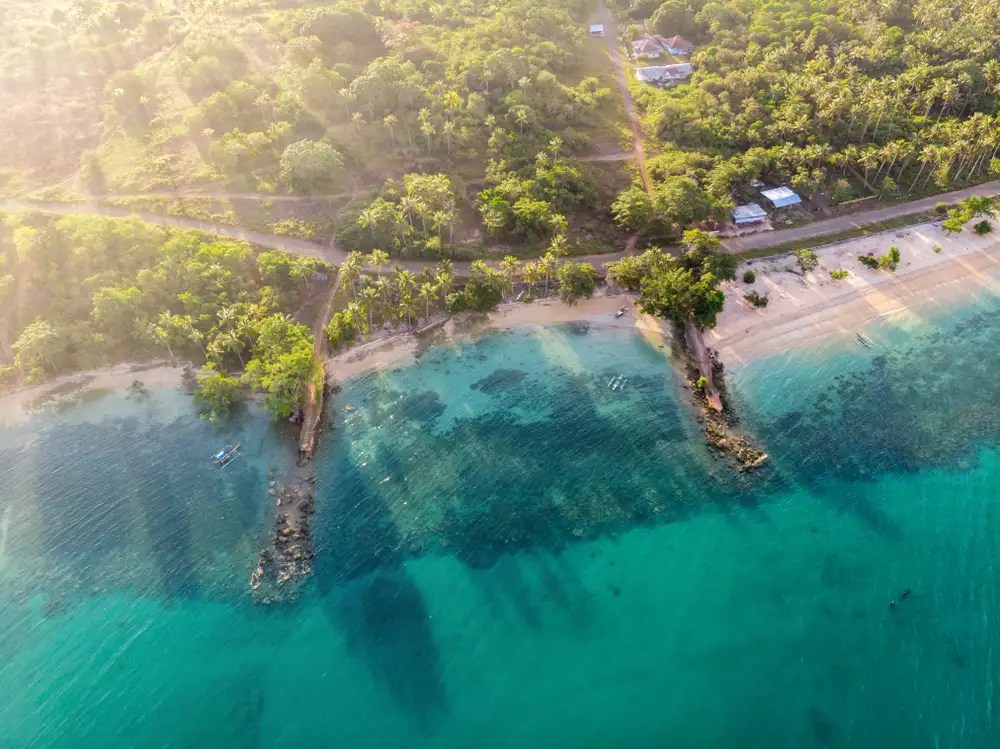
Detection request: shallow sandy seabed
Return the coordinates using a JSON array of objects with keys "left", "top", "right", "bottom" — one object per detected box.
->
[
  {"left": 324, "top": 293, "right": 671, "bottom": 384},
  {"left": 0, "top": 362, "right": 186, "bottom": 426}
]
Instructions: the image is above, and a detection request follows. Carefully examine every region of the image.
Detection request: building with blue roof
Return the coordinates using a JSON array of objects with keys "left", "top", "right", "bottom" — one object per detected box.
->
[{"left": 760, "top": 187, "right": 802, "bottom": 208}]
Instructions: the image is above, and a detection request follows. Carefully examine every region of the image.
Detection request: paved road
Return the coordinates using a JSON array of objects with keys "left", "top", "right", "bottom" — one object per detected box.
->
[
  {"left": 6, "top": 179, "right": 1000, "bottom": 274},
  {"left": 723, "top": 179, "right": 1000, "bottom": 253},
  {"left": 597, "top": 2, "right": 651, "bottom": 194},
  {"left": 0, "top": 197, "right": 350, "bottom": 264}
]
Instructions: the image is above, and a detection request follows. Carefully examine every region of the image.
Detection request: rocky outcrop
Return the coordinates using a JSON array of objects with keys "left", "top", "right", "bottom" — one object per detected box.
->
[
  {"left": 684, "top": 324, "right": 768, "bottom": 472},
  {"left": 250, "top": 475, "right": 316, "bottom": 604}
]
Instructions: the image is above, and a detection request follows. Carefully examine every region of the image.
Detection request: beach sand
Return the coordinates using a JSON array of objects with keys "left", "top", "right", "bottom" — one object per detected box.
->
[
  {"left": 326, "top": 293, "right": 669, "bottom": 383},
  {"left": 710, "top": 222, "right": 1000, "bottom": 363},
  {"left": 0, "top": 361, "right": 187, "bottom": 426}
]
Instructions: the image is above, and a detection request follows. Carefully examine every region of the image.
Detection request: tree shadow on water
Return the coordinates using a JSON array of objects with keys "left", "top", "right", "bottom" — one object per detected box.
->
[{"left": 316, "top": 453, "right": 447, "bottom": 729}]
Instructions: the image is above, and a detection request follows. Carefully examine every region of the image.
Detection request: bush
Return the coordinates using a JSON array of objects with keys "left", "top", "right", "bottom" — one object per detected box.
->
[
  {"left": 829, "top": 269, "right": 848, "bottom": 280},
  {"left": 744, "top": 290, "right": 769, "bottom": 308},
  {"left": 696, "top": 376, "right": 708, "bottom": 389},
  {"left": 793, "top": 249, "right": 819, "bottom": 272},
  {"left": 934, "top": 201, "right": 950, "bottom": 215},
  {"left": 933, "top": 246, "right": 942, "bottom": 253},
  {"left": 974, "top": 220, "right": 993, "bottom": 235},
  {"left": 858, "top": 254, "right": 879, "bottom": 269},
  {"left": 742, "top": 269, "right": 756, "bottom": 284},
  {"left": 877, "top": 245, "right": 901, "bottom": 270}
]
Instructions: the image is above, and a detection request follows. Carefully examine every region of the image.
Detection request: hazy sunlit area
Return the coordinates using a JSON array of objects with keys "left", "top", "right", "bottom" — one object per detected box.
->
[{"left": 1, "top": 0, "right": 999, "bottom": 746}]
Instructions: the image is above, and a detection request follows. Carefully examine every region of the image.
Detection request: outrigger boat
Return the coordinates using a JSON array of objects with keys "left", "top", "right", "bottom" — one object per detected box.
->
[
  {"left": 212, "top": 443, "right": 241, "bottom": 467},
  {"left": 607, "top": 375, "right": 627, "bottom": 392},
  {"left": 855, "top": 332, "right": 874, "bottom": 349}
]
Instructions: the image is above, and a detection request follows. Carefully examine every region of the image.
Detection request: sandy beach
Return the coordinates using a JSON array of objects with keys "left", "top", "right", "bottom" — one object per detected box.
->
[
  {"left": 0, "top": 361, "right": 187, "bottom": 425},
  {"left": 325, "top": 293, "right": 668, "bottom": 383},
  {"left": 710, "top": 222, "right": 1000, "bottom": 363}
]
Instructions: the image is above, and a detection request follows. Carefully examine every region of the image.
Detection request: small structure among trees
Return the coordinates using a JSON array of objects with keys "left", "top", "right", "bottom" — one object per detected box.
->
[
  {"left": 732, "top": 203, "right": 768, "bottom": 227},
  {"left": 760, "top": 187, "right": 802, "bottom": 209},
  {"left": 635, "top": 64, "right": 693, "bottom": 86},
  {"left": 662, "top": 34, "right": 694, "bottom": 55}
]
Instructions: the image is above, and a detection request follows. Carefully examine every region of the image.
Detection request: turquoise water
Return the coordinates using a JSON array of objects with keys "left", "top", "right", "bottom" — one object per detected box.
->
[{"left": 2, "top": 301, "right": 1000, "bottom": 747}]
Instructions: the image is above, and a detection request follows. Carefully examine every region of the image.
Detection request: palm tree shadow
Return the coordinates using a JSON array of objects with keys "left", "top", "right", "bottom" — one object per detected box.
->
[{"left": 315, "top": 452, "right": 447, "bottom": 729}]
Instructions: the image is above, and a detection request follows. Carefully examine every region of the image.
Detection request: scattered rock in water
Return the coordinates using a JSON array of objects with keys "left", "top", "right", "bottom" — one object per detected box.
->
[
  {"left": 251, "top": 476, "right": 316, "bottom": 605},
  {"left": 691, "top": 346, "right": 767, "bottom": 472}
]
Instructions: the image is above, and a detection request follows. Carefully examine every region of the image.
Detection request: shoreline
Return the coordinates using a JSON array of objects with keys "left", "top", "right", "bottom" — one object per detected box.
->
[
  {"left": 324, "top": 293, "right": 669, "bottom": 384},
  {"left": 0, "top": 361, "right": 189, "bottom": 426},
  {"left": 710, "top": 225, "right": 1000, "bottom": 364}
]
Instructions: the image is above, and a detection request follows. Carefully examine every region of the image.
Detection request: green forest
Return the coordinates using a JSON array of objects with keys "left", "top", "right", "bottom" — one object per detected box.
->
[
  {"left": 1, "top": 0, "right": 999, "bottom": 415},
  {"left": 612, "top": 0, "right": 1000, "bottom": 233},
  {"left": 0, "top": 210, "right": 327, "bottom": 418},
  {"left": 0, "top": 0, "right": 626, "bottom": 253}
]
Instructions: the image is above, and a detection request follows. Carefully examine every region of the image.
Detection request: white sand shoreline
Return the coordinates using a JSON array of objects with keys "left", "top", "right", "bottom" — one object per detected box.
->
[
  {"left": 710, "top": 223, "right": 1000, "bottom": 363},
  {"left": 325, "top": 293, "right": 670, "bottom": 383},
  {"left": 0, "top": 361, "right": 188, "bottom": 425},
  {"left": 5, "top": 222, "right": 997, "bottom": 421}
]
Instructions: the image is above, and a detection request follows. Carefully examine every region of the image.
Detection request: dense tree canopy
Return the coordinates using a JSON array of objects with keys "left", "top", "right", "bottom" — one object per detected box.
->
[
  {"left": 0, "top": 211, "right": 323, "bottom": 419},
  {"left": 617, "top": 0, "right": 1000, "bottom": 225}
]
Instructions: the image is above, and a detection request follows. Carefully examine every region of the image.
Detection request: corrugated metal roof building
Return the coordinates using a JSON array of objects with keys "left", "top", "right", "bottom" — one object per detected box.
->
[
  {"left": 732, "top": 203, "right": 768, "bottom": 225},
  {"left": 635, "top": 64, "right": 693, "bottom": 84},
  {"left": 760, "top": 187, "right": 802, "bottom": 208}
]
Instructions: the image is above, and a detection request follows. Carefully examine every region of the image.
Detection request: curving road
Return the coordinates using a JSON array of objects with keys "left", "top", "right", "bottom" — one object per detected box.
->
[
  {"left": 0, "top": 197, "right": 349, "bottom": 264},
  {"left": 5, "top": 179, "right": 1000, "bottom": 275}
]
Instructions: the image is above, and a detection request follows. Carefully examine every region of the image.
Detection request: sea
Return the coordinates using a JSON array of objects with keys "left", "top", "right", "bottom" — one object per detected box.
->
[{"left": 1, "top": 290, "right": 1000, "bottom": 748}]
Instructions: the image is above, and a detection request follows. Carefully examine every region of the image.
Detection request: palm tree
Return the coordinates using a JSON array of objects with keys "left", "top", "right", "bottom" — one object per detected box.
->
[
  {"left": 541, "top": 251, "right": 557, "bottom": 297},
  {"left": 399, "top": 292, "right": 419, "bottom": 328},
  {"left": 210, "top": 329, "right": 246, "bottom": 369},
  {"left": 499, "top": 255, "right": 521, "bottom": 301},
  {"left": 375, "top": 277, "right": 392, "bottom": 317},
  {"left": 547, "top": 234, "right": 570, "bottom": 261},
  {"left": 442, "top": 120, "right": 456, "bottom": 156},
  {"left": 419, "top": 282, "right": 436, "bottom": 321},
  {"left": 151, "top": 311, "right": 178, "bottom": 359},
  {"left": 358, "top": 285, "right": 378, "bottom": 334},
  {"left": 216, "top": 305, "right": 238, "bottom": 332},
  {"left": 522, "top": 261, "right": 542, "bottom": 299},
  {"left": 383, "top": 114, "right": 398, "bottom": 150},
  {"left": 340, "top": 251, "right": 364, "bottom": 300},
  {"left": 289, "top": 257, "right": 314, "bottom": 290},
  {"left": 367, "top": 249, "right": 389, "bottom": 278},
  {"left": 435, "top": 259, "right": 455, "bottom": 304},
  {"left": 394, "top": 267, "right": 416, "bottom": 298}
]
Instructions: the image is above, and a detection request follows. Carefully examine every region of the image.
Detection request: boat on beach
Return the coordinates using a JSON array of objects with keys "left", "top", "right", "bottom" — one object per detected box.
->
[
  {"left": 615, "top": 306, "right": 627, "bottom": 318},
  {"left": 212, "top": 443, "right": 241, "bottom": 467}
]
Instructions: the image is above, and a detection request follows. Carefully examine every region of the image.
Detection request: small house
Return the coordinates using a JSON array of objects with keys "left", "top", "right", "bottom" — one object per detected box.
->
[
  {"left": 732, "top": 203, "right": 768, "bottom": 226},
  {"left": 662, "top": 35, "right": 695, "bottom": 55},
  {"left": 760, "top": 187, "right": 802, "bottom": 209},
  {"left": 632, "top": 35, "right": 663, "bottom": 59},
  {"left": 589, "top": 24, "right": 605, "bottom": 38},
  {"left": 635, "top": 64, "right": 693, "bottom": 85}
]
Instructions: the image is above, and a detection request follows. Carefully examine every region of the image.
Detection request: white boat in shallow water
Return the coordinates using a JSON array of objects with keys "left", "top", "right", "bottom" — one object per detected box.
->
[{"left": 607, "top": 375, "right": 627, "bottom": 392}]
